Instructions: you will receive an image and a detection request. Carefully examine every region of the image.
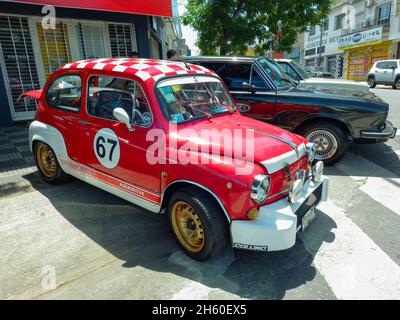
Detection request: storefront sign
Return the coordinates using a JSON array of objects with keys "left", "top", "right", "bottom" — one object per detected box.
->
[
  {"left": 338, "top": 27, "right": 383, "bottom": 48},
  {"left": 4, "top": 0, "right": 173, "bottom": 17}
]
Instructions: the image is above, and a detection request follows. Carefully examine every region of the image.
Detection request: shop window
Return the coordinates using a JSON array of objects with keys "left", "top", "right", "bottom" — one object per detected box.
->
[
  {"left": 0, "top": 15, "right": 40, "bottom": 119},
  {"left": 46, "top": 74, "right": 81, "bottom": 111},
  {"left": 77, "top": 24, "right": 107, "bottom": 59},
  {"left": 335, "top": 14, "right": 345, "bottom": 30},
  {"left": 377, "top": 3, "right": 391, "bottom": 25},
  {"left": 87, "top": 75, "right": 152, "bottom": 127},
  {"left": 108, "top": 23, "right": 137, "bottom": 58},
  {"left": 36, "top": 22, "right": 71, "bottom": 79}
]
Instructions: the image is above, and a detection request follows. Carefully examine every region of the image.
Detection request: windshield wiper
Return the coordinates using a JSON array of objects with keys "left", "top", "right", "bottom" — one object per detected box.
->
[{"left": 188, "top": 104, "right": 213, "bottom": 119}]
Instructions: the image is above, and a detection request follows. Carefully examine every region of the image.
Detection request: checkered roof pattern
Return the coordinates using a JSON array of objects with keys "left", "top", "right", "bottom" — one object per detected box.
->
[{"left": 60, "top": 58, "right": 216, "bottom": 84}]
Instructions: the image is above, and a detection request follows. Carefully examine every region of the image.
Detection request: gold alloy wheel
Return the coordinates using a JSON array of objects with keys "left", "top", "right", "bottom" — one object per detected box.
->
[
  {"left": 36, "top": 144, "right": 57, "bottom": 179},
  {"left": 171, "top": 201, "right": 205, "bottom": 253}
]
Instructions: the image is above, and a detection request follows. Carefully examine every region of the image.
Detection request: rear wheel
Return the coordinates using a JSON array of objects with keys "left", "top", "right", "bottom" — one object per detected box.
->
[
  {"left": 34, "top": 142, "right": 69, "bottom": 184},
  {"left": 299, "top": 122, "right": 349, "bottom": 165},
  {"left": 393, "top": 78, "right": 400, "bottom": 90},
  {"left": 368, "top": 76, "right": 376, "bottom": 88},
  {"left": 168, "top": 188, "right": 228, "bottom": 261}
]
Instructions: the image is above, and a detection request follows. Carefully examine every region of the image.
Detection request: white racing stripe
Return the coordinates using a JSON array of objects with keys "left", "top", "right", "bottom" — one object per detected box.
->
[
  {"left": 336, "top": 153, "right": 400, "bottom": 216},
  {"left": 301, "top": 201, "right": 400, "bottom": 299}
]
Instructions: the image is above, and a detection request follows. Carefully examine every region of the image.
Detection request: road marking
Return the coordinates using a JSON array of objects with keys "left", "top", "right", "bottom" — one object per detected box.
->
[
  {"left": 336, "top": 153, "right": 400, "bottom": 216},
  {"left": 301, "top": 201, "right": 400, "bottom": 299}
]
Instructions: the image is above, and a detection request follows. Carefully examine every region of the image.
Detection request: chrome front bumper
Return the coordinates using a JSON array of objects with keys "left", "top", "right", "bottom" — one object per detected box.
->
[
  {"left": 360, "top": 120, "right": 397, "bottom": 140},
  {"left": 230, "top": 176, "right": 329, "bottom": 252}
]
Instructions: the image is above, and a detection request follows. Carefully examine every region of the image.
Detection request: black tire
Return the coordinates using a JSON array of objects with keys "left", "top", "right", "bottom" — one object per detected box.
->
[
  {"left": 393, "top": 77, "right": 400, "bottom": 90},
  {"left": 34, "top": 141, "right": 69, "bottom": 185},
  {"left": 367, "top": 76, "right": 376, "bottom": 88},
  {"left": 298, "top": 122, "right": 349, "bottom": 165},
  {"left": 168, "top": 188, "right": 228, "bottom": 261}
]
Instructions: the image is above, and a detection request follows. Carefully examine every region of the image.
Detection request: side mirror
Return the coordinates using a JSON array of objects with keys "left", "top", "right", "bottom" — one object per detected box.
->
[
  {"left": 242, "top": 82, "right": 256, "bottom": 93},
  {"left": 391, "top": 65, "right": 396, "bottom": 70},
  {"left": 113, "top": 107, "right": 133, "bottom": 131}
]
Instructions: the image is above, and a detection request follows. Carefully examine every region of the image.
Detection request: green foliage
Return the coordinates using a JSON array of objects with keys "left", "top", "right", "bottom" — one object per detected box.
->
[{"left": 182, "top": 0, "right": 332, "bottom": 55}]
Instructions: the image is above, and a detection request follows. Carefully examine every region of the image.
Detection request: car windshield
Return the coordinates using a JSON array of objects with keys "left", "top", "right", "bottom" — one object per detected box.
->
[
  {"left": 256, "top": 58, "right": 294, "bottom": 89},
  {"left": 290, "top": 61, "right": 311, "bottom": 79},
  {"left": 156, "top": 75, "right": 235, "bottom": 124}
]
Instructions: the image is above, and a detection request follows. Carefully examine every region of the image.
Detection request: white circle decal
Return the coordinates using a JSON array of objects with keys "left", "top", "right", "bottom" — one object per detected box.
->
[{"left": 93, "top": 128, "right": 120, "bottom": 169}]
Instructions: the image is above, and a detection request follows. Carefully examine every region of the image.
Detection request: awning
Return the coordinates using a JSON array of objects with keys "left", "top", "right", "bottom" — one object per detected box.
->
[{"left": 6, "top": 0, "right": 172, "bottom": 17}]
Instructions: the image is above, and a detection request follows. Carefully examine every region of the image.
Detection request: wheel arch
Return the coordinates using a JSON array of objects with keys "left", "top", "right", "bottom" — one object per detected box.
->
[
  {"left": 161, "top": 180, "right": 231, "bottom": 223},
  {"left": 294, "top": 115, "right": 353, "bottom": 141}
]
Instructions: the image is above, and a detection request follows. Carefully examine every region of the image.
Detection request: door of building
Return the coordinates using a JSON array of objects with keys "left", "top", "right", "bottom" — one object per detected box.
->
[{"left": 0, "top": 15, "right": 41, "bottom": 121}]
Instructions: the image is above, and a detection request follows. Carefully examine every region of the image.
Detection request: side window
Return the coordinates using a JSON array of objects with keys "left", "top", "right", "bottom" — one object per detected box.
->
[
  {"left": 376, "top": 62, "right": 386, "bottom": 69},
  {"left": 388, "top": 61, "right": 397, "bottom": 69},
  {"left": 87, "top": 76, "right": 153, "bottom": 127},
  {"left": 46, "top": 75, "right": 82, "bottom": 111},
  {"left": 215, "top": 63, "right": 252, "bottom": 91},
  {"left": 250, "top": 68, "right": 268, "bottom": 89},
  {"left": 280, "top": 63, "right": 300, "bottom": 80}
]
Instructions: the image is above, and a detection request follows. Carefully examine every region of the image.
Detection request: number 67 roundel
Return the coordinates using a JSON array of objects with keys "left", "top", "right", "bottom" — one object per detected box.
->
[{"left": 93, "top": 128, "right": 120, "bottom": 169}]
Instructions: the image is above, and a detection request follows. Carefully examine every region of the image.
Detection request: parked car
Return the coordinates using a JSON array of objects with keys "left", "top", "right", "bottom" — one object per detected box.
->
[
  {"left": 24, "top": 58, "right": 328, "bottom": 261},
  {"left": 367, "top": 59, "right": 400, "bottom": 89},
  {"left": 181, "top": 56, "right": 397, "bottom": 164},
  {"left": 276, "top": 59, "right": 370, "bottom": 92},
  {"left": 306, "top": 65, "right": 335, "bottom": 78}
]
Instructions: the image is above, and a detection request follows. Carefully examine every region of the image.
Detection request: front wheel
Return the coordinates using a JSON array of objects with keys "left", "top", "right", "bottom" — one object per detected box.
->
[
  {"left": 299, "top": 123, "right": 349, "bottom": 165},
  {"left": 168, "top": 188, "right": 228, "bottom": 261},
  {"left": 393, "top": 78, "right": 400, "bottom": 90}
]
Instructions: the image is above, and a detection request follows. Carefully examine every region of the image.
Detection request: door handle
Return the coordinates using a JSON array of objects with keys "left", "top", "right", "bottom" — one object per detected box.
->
[{"left": 79, "top": 120, "right": 92, "bottom": 125}]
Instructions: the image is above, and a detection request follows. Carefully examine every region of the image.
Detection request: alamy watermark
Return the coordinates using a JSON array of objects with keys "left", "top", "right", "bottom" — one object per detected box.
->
[{"left": 146, "top": 123, "right": 256, "bottom": 176}]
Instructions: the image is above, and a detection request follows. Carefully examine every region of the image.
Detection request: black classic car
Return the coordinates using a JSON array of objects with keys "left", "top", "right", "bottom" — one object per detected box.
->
[{"left": 181, "top": 56, "right": 397, "bottom": 164}]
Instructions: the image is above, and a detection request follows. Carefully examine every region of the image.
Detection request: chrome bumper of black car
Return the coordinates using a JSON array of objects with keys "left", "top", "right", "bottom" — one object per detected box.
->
[{"left": 360, "top": 121, "right": 397, "bottom": 140}]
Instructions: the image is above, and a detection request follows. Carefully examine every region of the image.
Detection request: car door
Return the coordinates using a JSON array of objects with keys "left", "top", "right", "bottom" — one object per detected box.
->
[
  {"left": 43, "top": 72, "right": 83, "bottom": 162},
  {"left": 375, "top": 61, "right": 387, "bottom": 82},
  {"left": 79, "top": 72, "right": 161, "bottom": 206},
  {"left": 384, "top": 61, "right": 397, "bottom": 83}
]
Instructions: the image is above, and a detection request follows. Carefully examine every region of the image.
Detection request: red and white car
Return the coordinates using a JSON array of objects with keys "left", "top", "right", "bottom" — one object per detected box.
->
[{"left": 25, "top": 58, "right": 329, "bottom": 260}]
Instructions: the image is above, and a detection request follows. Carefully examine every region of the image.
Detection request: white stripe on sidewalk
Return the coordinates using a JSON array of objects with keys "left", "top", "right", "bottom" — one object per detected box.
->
[
  {"left": 336, "top": 153, "right": 400, "bottom": 216},
  {"left": 301, "top": 201, "right": 400, "bottom": 299}
]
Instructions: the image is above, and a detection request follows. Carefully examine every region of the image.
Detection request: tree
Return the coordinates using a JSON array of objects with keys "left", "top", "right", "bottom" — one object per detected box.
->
[{"left": 181, "top": 0, "right": 332, "bottom": 55}]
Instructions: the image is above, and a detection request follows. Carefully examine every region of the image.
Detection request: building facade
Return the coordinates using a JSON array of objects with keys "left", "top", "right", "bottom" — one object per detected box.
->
[
  {"left": 303, "top": 0, "right": 400, "bottom": 80},
  {"left": 0, "top": 0, "right": 183, "bottom": 126}
]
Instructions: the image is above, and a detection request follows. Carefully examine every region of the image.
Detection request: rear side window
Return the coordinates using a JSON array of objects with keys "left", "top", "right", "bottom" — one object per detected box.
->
[
  {"left": 217, "top": 63, "right": 252, "bottom": 90},
  {"left": 376, "top": 62, "right": 387, "bottom": 69},
  {"left": 46, "top": 75, "right": 82, "bottom": 111},
  {"left": 87, "top": 75, "right": 153, "bottom": 127}
]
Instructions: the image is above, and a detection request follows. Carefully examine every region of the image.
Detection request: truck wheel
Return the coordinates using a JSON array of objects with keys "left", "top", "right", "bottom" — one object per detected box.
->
[
  {"left": 299, "top": 122, "right": 349, "bottom": 165},
  {"left": 168, "top": 188, "right": 228, "bottom": 261},
  {"left": 393, "top": 78, "right": 400, "bottom": 90},
  {"left": 34, "top": 142, "right": 69, "bottom": 184},
  {"left": 367, "top": 76, "right": 376, "bottom": 88}
]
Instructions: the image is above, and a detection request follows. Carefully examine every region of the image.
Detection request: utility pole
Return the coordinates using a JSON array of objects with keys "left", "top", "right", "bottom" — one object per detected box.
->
[{"left": 318, "top": 22, "right": 323, "bottom": 67}]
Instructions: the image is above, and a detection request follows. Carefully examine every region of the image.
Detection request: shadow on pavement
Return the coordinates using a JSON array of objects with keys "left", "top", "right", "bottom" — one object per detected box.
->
[
  {"left": 23, "top": 172, "right": 337, "bottom": 299},
  {"left": 325, "top": 142, "right": 400, "bottom": 179}
]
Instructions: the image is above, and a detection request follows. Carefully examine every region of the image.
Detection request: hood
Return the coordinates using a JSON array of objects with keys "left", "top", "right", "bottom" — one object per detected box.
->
[
  {"left": 301, "top": 78, "right": 370, "bottom": 91},
  {"left": 167, "top": 113, "right": 306, "bottom": 173},
  {"left": 285, "top": 85, "right": 386, "bottom": 106}
]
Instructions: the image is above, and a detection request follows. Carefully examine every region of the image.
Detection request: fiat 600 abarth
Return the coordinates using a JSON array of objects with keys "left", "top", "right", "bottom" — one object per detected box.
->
[{"left": 26, "top": 58, "right": 328, "bottom": 260}]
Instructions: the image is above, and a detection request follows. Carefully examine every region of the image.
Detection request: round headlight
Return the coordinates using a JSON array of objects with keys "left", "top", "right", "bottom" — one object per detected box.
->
[{"left": 251, "top": 174, "right": 271, "bottom": 204}]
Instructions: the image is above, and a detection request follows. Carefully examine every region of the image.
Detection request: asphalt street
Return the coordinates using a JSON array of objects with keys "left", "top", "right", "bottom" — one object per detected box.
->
[{"left": 0, "top": 86, "right": 400, "bottom": 300}]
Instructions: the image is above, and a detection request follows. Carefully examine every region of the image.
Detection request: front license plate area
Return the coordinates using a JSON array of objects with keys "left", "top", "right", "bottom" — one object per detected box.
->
[
  {"left": 295, "top": 183, "right": 323, "bottom": 230},
  {"left": 301, "top": 205, "right": 316, "bottom": 231}
]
